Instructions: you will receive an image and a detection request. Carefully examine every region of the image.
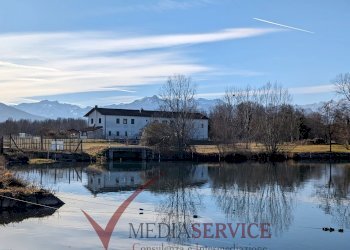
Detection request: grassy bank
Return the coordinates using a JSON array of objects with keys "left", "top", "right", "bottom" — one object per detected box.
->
[
  {"left": 0, "top": 164, "right": 64, "bottom": 212},
  {"left": 191, "top": 144, "right": 350, "bottom": 154},
  {"left": 0, "top": 165, "right": 39, "bottom": 195}
]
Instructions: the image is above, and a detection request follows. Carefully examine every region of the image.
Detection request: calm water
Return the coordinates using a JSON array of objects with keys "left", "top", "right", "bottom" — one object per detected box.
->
[{"left": 1, "top": 161, "right": 349, "bottom": 250}]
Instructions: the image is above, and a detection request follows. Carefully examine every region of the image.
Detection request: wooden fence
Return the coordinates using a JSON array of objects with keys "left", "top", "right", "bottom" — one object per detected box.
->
[{"left": 3, "top": 135, "right": 83, "bottom": 152}]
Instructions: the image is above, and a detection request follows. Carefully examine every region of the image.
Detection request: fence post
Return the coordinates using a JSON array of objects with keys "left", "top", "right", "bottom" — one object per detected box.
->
[
  {"left": 0, "top": 136, "right": 3, "bottom": 154},
  {"left": 9, "top": 134, "right": 12, "bottom": 149}
]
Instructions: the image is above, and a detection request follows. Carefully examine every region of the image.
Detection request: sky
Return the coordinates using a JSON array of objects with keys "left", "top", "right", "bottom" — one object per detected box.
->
[{"left": 0, "top": 0, "right": 349, "bottom": 106}]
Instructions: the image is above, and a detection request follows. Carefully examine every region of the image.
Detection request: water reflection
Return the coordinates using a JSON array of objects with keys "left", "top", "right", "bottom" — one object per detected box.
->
[
  {"left": 151, "top": 163, "right": 207, "bottom": 244},
  {"left": 0, "top": 208, "right": 57, "bottom": 225},
  {"left": 315, "top": 162, "right": 350, "bottom": 229},
  {"left": 86, "top": 162, "right": 157, "bottom": 194},
  {"left": 3, "top": 161, "right": 350, "bottom": 248},
  {"left": 209, "top": 163, "right": 301, "bottom": 235}
]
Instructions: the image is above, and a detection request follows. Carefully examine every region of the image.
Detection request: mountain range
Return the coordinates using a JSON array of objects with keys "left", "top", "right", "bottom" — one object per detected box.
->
[{"left": 0, "top": 95, "right": 322, "bottom": 122}]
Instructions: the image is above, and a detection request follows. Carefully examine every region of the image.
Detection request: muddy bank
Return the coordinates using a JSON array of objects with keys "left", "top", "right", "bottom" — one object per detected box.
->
[
  {"left": 0, "top": 165, "right": 64, "bottom": 217},
  {"left": 0, "top": 191, "right": 64, "bottom": 210}
]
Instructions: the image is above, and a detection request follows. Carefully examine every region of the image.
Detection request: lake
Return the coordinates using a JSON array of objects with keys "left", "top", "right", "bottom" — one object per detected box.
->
[{"left": 0, "top": 161, "right": 349, "bottom": 250}]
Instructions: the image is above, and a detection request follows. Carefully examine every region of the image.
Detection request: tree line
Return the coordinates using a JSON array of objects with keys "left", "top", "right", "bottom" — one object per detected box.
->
[
  {"left": 142, "top": 73, "right": 350, "bottom": 156},
  {"left": 0, "top": 118, "right": 87, "bottom": 137}
]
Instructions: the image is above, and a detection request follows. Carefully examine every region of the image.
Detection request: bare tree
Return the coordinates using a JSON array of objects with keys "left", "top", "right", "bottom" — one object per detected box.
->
[
  {"left": 140, "top": 122, "right": 174, "bottom": 153},
  {"left": 209, "top": 101, "right": 236, "bottom": 157},
  {"left": 228, "top": 86, "right": 259, "bottom": 148},
  {"left": 320, "top": 100, "right": 338, "bottom": 152},
  {"left": 334, "top": 73, "right": 350, "bottom": 102},
  {"left": 257, "top": 82, "right": 292, "bottom": 154},
  {"left": 159, "top": 75, "right": 197, "bottom": 156}
]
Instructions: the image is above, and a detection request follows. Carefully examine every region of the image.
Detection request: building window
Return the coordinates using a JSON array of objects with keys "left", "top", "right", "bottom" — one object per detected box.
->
[
  {"left": 131, "top": 177, "right": 134, "bottom": 182},
  {"left": 108, "top": 131, "right": 111, "bottom": 136},
  {"left": 98, "top": 178, "right": 101, "bottom": 185},
  {"left": 123, "top": 119, "right": 127, "bottom": 124},
  {"left": 125, "top": 131, "right": 128, "bottom": 137},
  {"left": 116, "top": 131, "right": 120, "bottom": 136},
  {"left": 91, "top": 118, "right": 94, "bottom": 124},
  {"left": 116, "top": 178, "right": 119, "bottom": 184},
  {"left": 201, "top": 123, "right": 204, "bottom": 128},
  {"left": 131, "top": 119, "right": 135, "bottom": 124},
  {"left": 116, "top": 118, "right": 120, "bottom": 124},
  {"left": 99, "top": 118, "right": 102, "bottom": 124}
]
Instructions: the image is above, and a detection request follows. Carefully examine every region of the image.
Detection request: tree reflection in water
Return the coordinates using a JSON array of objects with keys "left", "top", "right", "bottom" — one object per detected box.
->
[
  {"left": 209, "top": 162, "right": 314, "bottom": 236},
  {"left": 150, "top": 163, "right": 207, "bottom": 244},
  {"left": 315, "top": 162, "right": 350, "bottom": 229}
]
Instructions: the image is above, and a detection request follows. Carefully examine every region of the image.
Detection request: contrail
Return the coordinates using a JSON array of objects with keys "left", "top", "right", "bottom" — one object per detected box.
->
[{"left": 253, "top": 18, "right": 314, "bottom": 34}]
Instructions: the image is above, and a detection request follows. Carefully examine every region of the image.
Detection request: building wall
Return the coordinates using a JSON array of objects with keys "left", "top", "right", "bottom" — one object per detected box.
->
[{"left": 87, "top": 112, "right": 208, "bottom": 140}]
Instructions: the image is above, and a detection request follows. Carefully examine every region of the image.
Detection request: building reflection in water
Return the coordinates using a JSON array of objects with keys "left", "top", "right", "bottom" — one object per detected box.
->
[{"left": 8, "top": 161, "right": 350, "bottom": 237}]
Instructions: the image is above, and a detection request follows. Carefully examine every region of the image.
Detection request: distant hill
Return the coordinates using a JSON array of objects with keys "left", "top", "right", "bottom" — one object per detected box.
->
[
  {"left": 14, "top": 100, "right": 91, "bottom": 119},
  {"left": 105, "top": 95, "right": 222, "bottom": 114},
  {"left": 295, "top": 102, "right": 326, "bottom": 114},
  {"left": 0, "top": 103, "right": 44, "bottom": 122},
  {"left": 105, "top": 95, "right": 161, "bottom": 111},
  {"left": 6, "top": 96, "right": 327, "bottom": 122}
]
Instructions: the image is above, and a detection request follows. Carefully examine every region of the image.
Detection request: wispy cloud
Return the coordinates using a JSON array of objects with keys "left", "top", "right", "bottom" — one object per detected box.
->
[
  {"left": 90, "top": 0, "right": 216, "bottom": 15},
  {"left": 289, "top": 84, "right": 334, "bottom": 94},
  {"left": 253, "top": 18, "right": 314, "bottom": 34},
  {"left": 0, "top": 27, "right": 279, "bottom": 103},
  {"left": 196, "top": 84, "right": 335, "bottom": 99}
]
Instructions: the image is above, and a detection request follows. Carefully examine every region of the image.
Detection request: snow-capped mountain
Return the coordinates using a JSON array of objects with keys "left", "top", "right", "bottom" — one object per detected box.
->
[
  {"left": 0, "top": 103, "right": 44, "bottom": 122},
  {"left": 105, "top": 95, "right": 161, "bottom": 111},
  {"left": 14, "top": 100, "right": 91, "bottom": 119},
  {"left": 105, "top": 95, "right": 222, "bottom": 113},
  {"left": 295, "top": 102, "right": 326, "bottom": 114},
  {"left": 4, "top": 96, "right": 328, "bottom": 122}
]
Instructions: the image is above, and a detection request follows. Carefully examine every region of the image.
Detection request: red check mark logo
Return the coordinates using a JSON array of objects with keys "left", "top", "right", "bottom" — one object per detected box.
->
[{"left": 82, "top": 175, "right": 160, "bottom": 250}]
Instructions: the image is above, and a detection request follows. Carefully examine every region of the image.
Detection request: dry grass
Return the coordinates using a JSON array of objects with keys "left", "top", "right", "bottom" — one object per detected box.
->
[
  {"left": 288, "top": 144, "right": 350, "bottom": 153},
  {"left": 82, "top": 142, "right": 125, "bottom": 156},
  {"left": 81, "top": 141, "right": 350, "bottom": 156},
  {"left": 0, "top": 166, "right": 40, "bottom": 195},
  {"left": 192, "top": 143, "right": 350, "bottom": 154}
]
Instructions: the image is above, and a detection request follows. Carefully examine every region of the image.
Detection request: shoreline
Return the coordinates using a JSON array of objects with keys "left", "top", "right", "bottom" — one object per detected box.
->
[
  {"left": 0, "top": 161, "right": 64, "bottom": 218},
  {"left": 3, "top": 149, "right": 350, "bottom": 165}
]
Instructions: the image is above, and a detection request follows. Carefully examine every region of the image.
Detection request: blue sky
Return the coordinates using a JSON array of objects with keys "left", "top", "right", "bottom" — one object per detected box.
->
[{"left": 0, "top": 0, "right": 348, "bottom": 106}]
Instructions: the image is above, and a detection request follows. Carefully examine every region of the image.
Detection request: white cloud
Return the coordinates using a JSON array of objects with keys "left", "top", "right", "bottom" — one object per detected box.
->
[
  {"left": 289, "top": 84, "right": 335, "bottom": 94},
  {"left": 0, "top": 27, "right": 279, "bottom": 103}
]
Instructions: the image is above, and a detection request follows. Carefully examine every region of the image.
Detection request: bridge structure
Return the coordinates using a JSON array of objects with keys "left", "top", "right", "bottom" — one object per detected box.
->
[{"left": 106, "top": 146, "right": 154, "bottom": 161}]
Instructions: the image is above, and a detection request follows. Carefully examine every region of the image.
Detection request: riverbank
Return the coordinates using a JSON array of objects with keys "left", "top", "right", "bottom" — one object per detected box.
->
[
  {"left": 0, "top": 164, "right": 64, "bottom": 213},
  {"left": 3, "top": 149, "right": 91, "bottom": 165},
  {"left": 3, "top": 143, "right": 350, "bottom": 165}
]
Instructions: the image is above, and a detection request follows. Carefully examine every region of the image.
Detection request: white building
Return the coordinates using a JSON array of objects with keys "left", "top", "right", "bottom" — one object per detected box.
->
[{"left": 84, "top": 106, "right": 209, "bottom": 140}]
